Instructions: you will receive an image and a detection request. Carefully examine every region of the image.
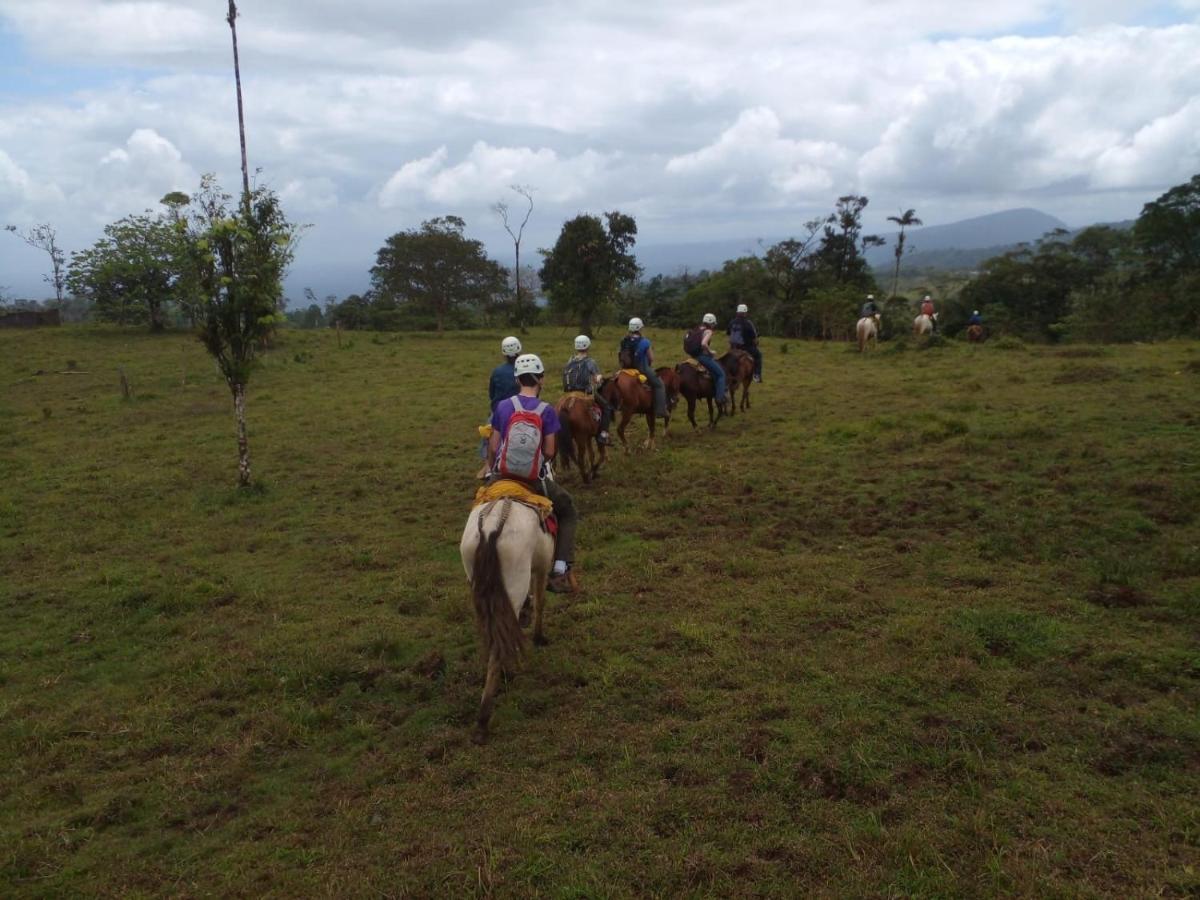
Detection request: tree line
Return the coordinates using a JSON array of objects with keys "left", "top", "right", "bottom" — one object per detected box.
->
[{"left": 8, "top": 174, "right": 1197, "bottom": 343}]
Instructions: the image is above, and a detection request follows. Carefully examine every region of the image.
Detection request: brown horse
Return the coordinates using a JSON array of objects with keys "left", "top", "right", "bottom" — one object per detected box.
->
[
  {"left": 967, "top": 324, "right": 985, "bottom": 343},
  {"left": 719, "top": 349, "right": 754, "bottom": 414},
  {"left": 599, "top": 369, "right": 680, "bottom": 452},
  {"left": 555, "top": 392, "right": 607, "bottom": 483},
  {"left": 675, "top": 360, "right": 727, "bottom": 430}
]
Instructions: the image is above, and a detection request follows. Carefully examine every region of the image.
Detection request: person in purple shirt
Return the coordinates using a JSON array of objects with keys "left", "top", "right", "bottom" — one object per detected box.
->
[{"left": 486, "top": 353, "right": 579, "bottom": 593}]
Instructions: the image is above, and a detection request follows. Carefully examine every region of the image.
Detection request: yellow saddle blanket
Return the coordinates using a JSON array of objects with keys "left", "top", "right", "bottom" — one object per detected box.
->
[
  {"left": 473, "top": 479, "right": 553, "bottom": 521},
  {"left": 618, "top": 368, "right": 648, "bottom": 383}
]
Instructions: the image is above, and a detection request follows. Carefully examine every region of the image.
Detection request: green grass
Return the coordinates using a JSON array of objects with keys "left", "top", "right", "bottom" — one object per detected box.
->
[{"left": 2, "top": 325, "right": 1198, "bottom": 896}]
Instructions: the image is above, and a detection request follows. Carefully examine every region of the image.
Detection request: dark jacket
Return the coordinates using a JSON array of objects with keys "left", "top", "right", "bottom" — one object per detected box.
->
[
  {"left": 727, "top": 315, "right": 758, "bottom": 347},
  {"left": 488, "top": 361, "right": 518, "bottom": 411}
]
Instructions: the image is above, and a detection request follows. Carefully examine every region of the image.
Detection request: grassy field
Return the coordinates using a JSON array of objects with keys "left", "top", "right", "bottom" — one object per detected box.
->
[{"left": 2, "top": 324, "right": 1198, "bottom": 897}]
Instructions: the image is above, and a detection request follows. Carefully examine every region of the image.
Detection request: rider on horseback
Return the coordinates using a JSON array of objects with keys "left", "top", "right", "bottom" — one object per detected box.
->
[
  {"left": 921, "top": 295, "right": 938, "bottom": 332},
  {"left": 562, "top": 335, "right": 612, "bottom": 446},
  {"left": 968, "top": 309, "right": 983, "bottom": 326},
  {"left": 727, "top": 303, "right": 763, "bottom": 383},
  {"left": 486, "top": 353, "right": 580, "bottom": 594},
  {"left": 620, "top": 318, "right": 668, "bottom": 423},
  {"left": 861, "top": 294, "right": 880, "bottom": 318},
  {"left": 686, "top": 314, "right": 729, "bottom": 415}
]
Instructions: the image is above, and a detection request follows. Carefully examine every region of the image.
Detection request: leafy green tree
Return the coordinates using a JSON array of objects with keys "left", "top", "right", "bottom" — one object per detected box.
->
[
  {"left": 1134, "top": 173, "right": 1200, "bottom": 278},
  {"left": 679, "top": 256, "right": 775, "bottom": 330},
  {"left": 370, "top": 216, "right": 506, "bottom": 332},
  {"left": 184, "top": 175, "right": 301, "bottom": 487},
  {"left": 67, "top": 210, "right": 185, "bottom": 331},
  {"left": 539, "top": 211, "right": 640, "bottom": 333},
  {"left": 764, "top": 219, "right": 823, "bottom": 335},
  {"left": 886, "top": 208, "right": 922, "bottom": 298},
  {"left": 814, "top": 195, "right": 883, "bottom": 289}
]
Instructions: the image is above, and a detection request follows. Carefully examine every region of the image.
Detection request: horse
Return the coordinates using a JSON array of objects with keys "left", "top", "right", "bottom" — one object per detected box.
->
[
  {"left": 459, "top": 496, "right": 554, "bottom": 743},
  {"left": 555, "top": 391, "right": 607, "bottom": 483},
  {"left": 913, "top": 313, "right": 935, "bottom": 336},
  {"left": 856, "top": 315, "right": 880, "bottom": 352},
  {"left": 719, "top": 349, "right": 755, "bottom": 414},
  {"left": 967, "top": 324, "right": 985, "bottom": 343},
  {"left": 675, "top": 360, "right": 727, "bottom": 430},
  {"left": 599, "top": 368, "right": 680, "bottom": 452}
]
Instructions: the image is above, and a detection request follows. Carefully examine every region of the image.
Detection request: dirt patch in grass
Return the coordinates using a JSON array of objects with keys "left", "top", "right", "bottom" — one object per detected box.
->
[{"left": 1052, "top": 364, "right": 1121, "bottom": 384}]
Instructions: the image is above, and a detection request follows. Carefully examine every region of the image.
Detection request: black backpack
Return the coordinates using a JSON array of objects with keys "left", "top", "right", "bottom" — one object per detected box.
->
[
  {"left": 618, "top": 335, "right": 639, "bottom": 368},
  {"left": 683, "top": 327, "right": 704, "bottom": 357}
]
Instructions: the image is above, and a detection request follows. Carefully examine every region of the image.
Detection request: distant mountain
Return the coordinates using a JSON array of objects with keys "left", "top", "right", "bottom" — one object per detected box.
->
[{"left": 632, "top": 208, "right": 1073, "bottom": 277}]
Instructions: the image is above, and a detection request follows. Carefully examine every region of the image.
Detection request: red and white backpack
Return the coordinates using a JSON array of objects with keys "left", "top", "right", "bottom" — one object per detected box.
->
[{"left": 496, "top": 396, "right": 547, "bottom": 482}]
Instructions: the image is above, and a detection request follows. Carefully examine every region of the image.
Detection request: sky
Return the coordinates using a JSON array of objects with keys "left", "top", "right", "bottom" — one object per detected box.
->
[{"left": 2, "top": 0, "right": 1199, "bottom": 301}]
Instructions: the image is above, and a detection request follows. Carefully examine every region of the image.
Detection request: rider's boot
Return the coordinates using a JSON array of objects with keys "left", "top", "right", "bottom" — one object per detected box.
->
[
  {"left": 597, "top": 430, "right": 610, "bottom": 446},
  {"left": 547, "top": 566, "right": 577, "bottom": 594}
]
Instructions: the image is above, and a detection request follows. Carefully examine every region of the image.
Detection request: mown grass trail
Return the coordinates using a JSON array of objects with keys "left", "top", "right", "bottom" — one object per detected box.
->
[{"left": 2, "top": 326, "right": 1198, "bottom": 896}]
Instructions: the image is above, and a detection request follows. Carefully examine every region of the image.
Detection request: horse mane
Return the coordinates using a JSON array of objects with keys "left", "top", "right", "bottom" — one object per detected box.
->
[{"left": 472, "top": 504, "right": 526, "bottom": 671}]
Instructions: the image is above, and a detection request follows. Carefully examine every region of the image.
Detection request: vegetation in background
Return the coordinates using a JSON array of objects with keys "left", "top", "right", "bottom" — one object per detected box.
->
[{"left": 4, "top": 223, "right": 67, "bottom": 305}]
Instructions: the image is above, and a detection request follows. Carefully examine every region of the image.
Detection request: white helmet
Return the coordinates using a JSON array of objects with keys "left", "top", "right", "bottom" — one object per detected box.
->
[
  {"left": 866, "top": 294, "right": 875, "bottom": 300},
  {"left": 574, "top": 335, "right": 591, "bottom": 351},
  {"left": 501, "top": 335, "right": 522, "bottom": 356},
  {"left": 628, "top": 317, "right": 644, "bottom": 332},
  {"left": 973, "top": 310, "right": 980, "bottom": 315},
  {"left": 513, "top": 353, "right": 544, "bottom": 376},
  {"left": 736, "top": 304, "right": 749, "bottom": 314},
  {"left": 924, "top": 294, "right": 932, "bottom": 301},
  {"left": 702, "top": 313, "right": 717, "bottom": 326}
]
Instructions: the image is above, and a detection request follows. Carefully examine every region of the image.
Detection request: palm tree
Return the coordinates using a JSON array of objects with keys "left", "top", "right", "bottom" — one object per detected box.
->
[{"left": 887, "top": 209, "right": 923, "bottom": 298}]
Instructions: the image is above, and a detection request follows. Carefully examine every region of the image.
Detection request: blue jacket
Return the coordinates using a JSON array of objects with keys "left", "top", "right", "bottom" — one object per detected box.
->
[{"left": 488, "top": 361, "right": 518, "bottom": 411}]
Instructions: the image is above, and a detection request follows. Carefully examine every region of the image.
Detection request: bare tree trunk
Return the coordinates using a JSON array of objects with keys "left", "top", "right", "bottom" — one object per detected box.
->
[
  {"left": 227, "top": 1, "right": 251, "bottom": 205},
  {"left": 233, "top": 381, "right": 251, "bottom": 488}
]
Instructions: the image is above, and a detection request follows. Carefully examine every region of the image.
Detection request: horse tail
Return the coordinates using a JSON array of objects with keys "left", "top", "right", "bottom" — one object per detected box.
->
[
  {"left": 558, "top": 414, "right": 577, "bottom": 469},
  {"left": 471, "top": 503, "right": 526, "bottom": 670}
]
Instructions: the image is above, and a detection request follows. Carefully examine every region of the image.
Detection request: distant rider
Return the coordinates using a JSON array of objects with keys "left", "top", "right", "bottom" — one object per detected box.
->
[
  {"left": 562, "top": 335, "right": 612, "bottom": 446},
  {"left": 921, "top": 295, "right": 938, "bottom": 332},
  {"left": 727, "top": 303, "right": 763, "bottom": 383},
  {"left": 620, "top": 318, "right": 668, "bottom": 422},
  {"left": 968, "top": 309, "right": 983, "bottom": 326},
  {"left": 686, "top": 314, "right": 729, "bottom": 414},
  {"left": 487, "top": 353, "right": 579, "bottom": 594},
  {"left": 489, "top": 335, "right": 522, "bottom": 412},
  {"left": 861, "top": 294, "right": 880, "bottom": 318}
]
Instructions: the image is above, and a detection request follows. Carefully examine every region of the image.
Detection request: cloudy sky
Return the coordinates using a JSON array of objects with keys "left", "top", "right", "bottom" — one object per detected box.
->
[{"left": 2, "top": 0, "right": 1199, "bottom": 300}]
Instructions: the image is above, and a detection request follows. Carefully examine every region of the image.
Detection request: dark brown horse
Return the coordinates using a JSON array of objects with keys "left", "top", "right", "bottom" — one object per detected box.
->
[
  {"left": 967, "top": 324, "right": 985, "bottom": 343},
  {"left": 555, "top": 392, "right": 607, "bottom": 483},
  {"left": 719, "top": 349, "right": 754, "bottom": 415},
  {"left": 599, "top": 369, "right": 680, "bottom": 452},
  {"left": 675, "top": 360, "right": 727, "bottom": 430}
]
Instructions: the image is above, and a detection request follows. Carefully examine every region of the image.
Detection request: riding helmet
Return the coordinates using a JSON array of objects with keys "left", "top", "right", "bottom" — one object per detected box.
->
[
  {"left": 501, "top": 336, "right": 522, "bottom": 356},
  {"left": 736, "top": 303, "right": 749, "bottom": 314},
  {"left": 702, "top": 313, "right": 717, "bottom": 325},
  {"left": 574, "top": 335, "right": 591, "bottom": 351},
  {"left": 628, "top": 317, "right": 644, "bottom": 332},
  {"left": 514, "top": 353, "right": 545, "bottom": 376}
]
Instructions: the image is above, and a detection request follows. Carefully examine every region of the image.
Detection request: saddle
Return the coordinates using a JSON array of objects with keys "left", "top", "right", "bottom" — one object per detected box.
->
[
  {"left": 473, "top": 479, "right": 554, "bottom": 523},
  {"left": 618, "top": 368, "right": 648, "bottom": 383},
  {"left": 680, "top": 357, "right": 706, "bottom": 372}
]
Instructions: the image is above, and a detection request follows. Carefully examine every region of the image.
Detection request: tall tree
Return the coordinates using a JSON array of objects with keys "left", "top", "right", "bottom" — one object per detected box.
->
[
  {"left": 370, "top": 216, "right": 506, "bottom": 332},
  {"left": 4, "top": 223, "right": 66, "bottom": 304},
  {"left": 226, "top": 0, "right": 251, "bottom": 204},
  {"left": 814, "top": 195, "right": 882, "bottom": 289},
  {"left": 492, "top": 184, "right": 537, "bottom": 331},
  {"left": 539, "top": 211, "right": 640, "bottom": 333},
  {"left": 764, "top": 217, "right": 824, "bottom": 335},
  {"left": 184, "top": 176, "right": 300, "bottom": 487},
  {"left": 886, "top": 208, "right": 923, "bottom": 298}
]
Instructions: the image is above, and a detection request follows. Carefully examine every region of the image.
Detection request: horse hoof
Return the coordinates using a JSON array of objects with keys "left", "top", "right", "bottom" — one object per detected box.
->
[
  {"left": 533, "top": 632, "right": 550, "bottom": 647},
  {"left": 471, "top": 727, "right": 488, "bottom": 745}
]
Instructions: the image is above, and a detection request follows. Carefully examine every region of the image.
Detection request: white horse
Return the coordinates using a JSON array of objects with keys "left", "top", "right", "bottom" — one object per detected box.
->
[
  {"left": 913, "top": 313, "right": 936, "bottom": 336},
  {"left": 459, "top": 497, "right": 554, "bottom": 743},
  {"left": 856, "top": 314, "right": 880, "bottom": 352}
]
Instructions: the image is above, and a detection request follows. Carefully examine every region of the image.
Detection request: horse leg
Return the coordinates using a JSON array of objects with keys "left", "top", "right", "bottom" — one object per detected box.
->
[
  {"left": 741, "top": 381, "right": 749, "bottom": 411},
  {"left": 687, "top": 397, "right": 698, "bottom": 430},
  {"left": 473, "top": 645, "right": 502, "bottom": 744},
  {"left": 707, "top": 396, "right": 717, "bottom": 429},
  {"left": 618, "top": 410, "right": 632, "bottom": 454},
  {"left": 642, "top": 411, "right": 656, "bottom": 451}
]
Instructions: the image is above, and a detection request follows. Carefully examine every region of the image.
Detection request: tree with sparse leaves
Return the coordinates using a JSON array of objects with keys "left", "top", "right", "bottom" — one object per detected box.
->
[{"left": 4, "top": 223, "right": 66, "bottom": 304}]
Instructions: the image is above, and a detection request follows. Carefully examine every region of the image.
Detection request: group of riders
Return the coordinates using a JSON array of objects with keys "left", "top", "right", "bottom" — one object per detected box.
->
[
  {"left": 859, "top": 293, "right": 984, "bottom": 332},
  {"left": 480, "top": 305, "right": 764, "bottom": 594}
]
